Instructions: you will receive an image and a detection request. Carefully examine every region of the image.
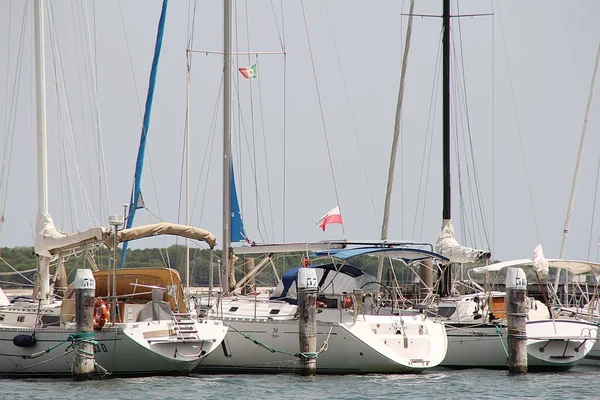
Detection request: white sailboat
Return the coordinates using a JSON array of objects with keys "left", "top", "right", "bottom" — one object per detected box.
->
[
  {"left": 0, "top": 0, "right": 227, "bottom": 377},
  {"left": 196, "top": 242, "right": 448, "bottom": 374},
  {"left": 373, "top": 0, "right": 597, "bottom": 370},
  {"left": 186, "top": 0, "right": 448, "bottom": 374}
]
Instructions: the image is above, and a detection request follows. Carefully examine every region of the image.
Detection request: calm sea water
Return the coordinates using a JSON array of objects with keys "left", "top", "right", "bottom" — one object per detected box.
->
[{"left": 3, "top": 366, "right": 599, "bottom": 400}]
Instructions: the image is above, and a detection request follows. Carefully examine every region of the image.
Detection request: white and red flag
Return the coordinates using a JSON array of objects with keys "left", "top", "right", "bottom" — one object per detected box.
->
[{"left": 316, "top": 206, "right": 343, "bottom": 231}]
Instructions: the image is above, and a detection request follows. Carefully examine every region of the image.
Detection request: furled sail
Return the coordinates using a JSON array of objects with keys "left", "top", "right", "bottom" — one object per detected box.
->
[
  {"left": 532, "top": 244, "right": 549, "bottom": 277},
  {"left": 34, "top": 213, "right": 107, "bottom": 258},
  {"left": 435, "top": 219, "right": 491, "bottom": 263},
  {"left": 105, "top": 222, "right": 217, "bottom": 249},
  {"left": 230, "top": 163, "right": 247, "bottom": 243}
]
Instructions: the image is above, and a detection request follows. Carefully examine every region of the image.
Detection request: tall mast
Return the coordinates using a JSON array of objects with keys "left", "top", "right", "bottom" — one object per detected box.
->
[
  {"left": 120, "top": 0, "right": 169, "bottom": 267},
  {"left": 377, "top": 0, "right": 415, "bottom": 283},
  {"left": 554, "top": 41, "right": 600, "bottom": 291},
  {"left": 442, "top": 0, "right": 451, "bottom": 221},
  {"left": 222, "top": 0, "right": 232, "bottom": 295},
  {"left": 34, "top": 0, "right": 50, "bottom": 305}
]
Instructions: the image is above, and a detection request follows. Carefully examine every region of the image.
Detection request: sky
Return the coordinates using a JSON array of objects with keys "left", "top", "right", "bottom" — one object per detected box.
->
[{"left": 0, "top": 0, "right": 600, "bottom": 264}]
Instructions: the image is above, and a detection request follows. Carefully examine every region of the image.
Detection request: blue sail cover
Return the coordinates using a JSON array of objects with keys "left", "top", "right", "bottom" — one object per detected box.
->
[
  {"left": 230, "top": 163, "right": 246, "bottom": 243},
  {"left": 120, "top": 0, "right": 169, "bottom": 267}
]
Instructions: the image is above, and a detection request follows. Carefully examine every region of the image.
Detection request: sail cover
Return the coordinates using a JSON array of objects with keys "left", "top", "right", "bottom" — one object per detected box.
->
[
  {"left": 105, "top": 222, "right": 217, "bottom": 249},
  {"left": 435, "top": 219, "right": 491, "bottom": 264},
  {"left": 34, "top": 213, "right": 107, "bottom": 258}
]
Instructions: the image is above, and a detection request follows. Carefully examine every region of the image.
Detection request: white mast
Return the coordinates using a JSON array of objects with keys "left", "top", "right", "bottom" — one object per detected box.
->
[
  {"left": 554, "top": 41, "right": 600, "bottom": 291},
  {"left": 377, "top": 0, "right": 415, "bottom": 283},
  {"left": 221, "top": 0, "right": 232, "bottom": 295},
  {"left": 34, "top": 0, "right": 51, "bottom": 305},
  {"left": 185, "top": 50, "right": 191, "bottom": 302}
]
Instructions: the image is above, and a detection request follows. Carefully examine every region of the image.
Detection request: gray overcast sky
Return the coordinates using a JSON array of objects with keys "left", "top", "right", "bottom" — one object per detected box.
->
[{"left": 1, "top": 0, "right": 600, "bottom": 263}]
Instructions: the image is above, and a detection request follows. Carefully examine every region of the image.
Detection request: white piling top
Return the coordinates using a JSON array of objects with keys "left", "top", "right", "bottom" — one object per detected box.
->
[
  {"left": 74, "top": 269, "right": 96, "bottom": 290},
  {"left": 505, "top": 267, "right": 527, "bottom": 289},
  {"left": 297, "top": 268, "right": 318, "bottom": 290}
]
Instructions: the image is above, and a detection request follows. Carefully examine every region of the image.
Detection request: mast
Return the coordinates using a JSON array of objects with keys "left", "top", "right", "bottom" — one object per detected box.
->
[
  {"left": 120, "top": 0, "right": 169, "bottom": 267},
  {"left": 185, "top": 49, "right": 191, "bottom": 300},
  {"left": 438, "top": 0, "right": 452, "bottom": 298},
  {"left": 442, "top": 0, "right": 451, "bottom": 222},
  {"left": 554, "top": 41, "right": 600, "bottom": 292},
  {"left": 34, "top": 0, "right": 50, "bottom": 305},
  {"left": 377, "top": 0, "right": 415, "bottom": 283},
  {"left": 222, "top": 0, "right": 232, "bottom": 295}
]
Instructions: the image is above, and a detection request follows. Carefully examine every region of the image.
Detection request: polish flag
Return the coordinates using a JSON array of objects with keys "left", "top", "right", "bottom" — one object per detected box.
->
[{"left": 316, "top": 206, "right": 343, "bottom": 231}]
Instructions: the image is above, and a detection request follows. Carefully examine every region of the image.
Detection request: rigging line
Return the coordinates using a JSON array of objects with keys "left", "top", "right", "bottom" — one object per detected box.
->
[
  {"left": 587, "top": 156, "right": 600, "bottom": 260},
  {"left": 496, "top": 1, "right": 540, "bottom": 242},
  {"left": 243, "top": 1, "right": 263, "bottom": 243},
  {"left": 451, "top": 46, "right": 479, "bottom": 249},
  {"left": 451, "top": 73, "right": 474, "bottom": 248},
  {"left": 323, "top": 1, "right": 379, "bottom": 228},
  {"left": 192, "top": 75, "right": 223, "bottom": 229},
  {"left": 256, "top": 59, "right": 276, "bottom": 240},
  {"left": 186, "top": 0, "right": 198, "bottom": 50},
  {"left": 71, "top": 2, "right": 100, "bottom": 227},
  {"left": 81, "top": 0, "right": 110, "bottom": 225},
  {"left": 454, "top": 1, "right": 491, "bottom": 249},
  {"left": 300, "top": 1, "right": 345, "bottom": 237},
  {"left": 53, "top": 3, "right": 103, "bottom": 231},
  {"left": 81, "top": 0, "right": 111, "bottom": 224},
  {"left": 452, "top": 3, "right": 476, "bottom": 247},
  {"left": 269, "top": 0, "right": 285, "bottom": 51},
  {"left": 2, "top": 0, "right": 13, "bottom": 140},
  {"left": 1, "top": 2, "right": 28, "bottom": 218},
  {"left": 0, "top": 258, "right": 35, "bottom": 284},
  {"left": 47, "top": 3, "right": 81, "bottom": 230},
  {"left": 231, "top": 72, "right": 271, "bottom": 242},
  {"left": 412, "top": 27, "right": 443, "bottom": 239},
  {"left": 117, "top": 1, "right": 144, "bottom": 119},
  {"left": 56, "top": 3, "right": 98, "bottom": 229}
]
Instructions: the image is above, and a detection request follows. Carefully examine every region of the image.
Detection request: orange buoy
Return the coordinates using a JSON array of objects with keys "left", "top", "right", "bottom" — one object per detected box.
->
[{"left": 93, "top": 299, "right": 110, "bottom": 331}]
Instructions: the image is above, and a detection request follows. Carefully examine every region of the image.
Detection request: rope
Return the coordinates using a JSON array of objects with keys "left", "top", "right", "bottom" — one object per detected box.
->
[
  {"left": 299, "top": 1, "right": 345, "bottom": 237},
  {"left": 494, "top": 323, "right": 508, "bottom": 357},
  {"left": 225, "top": 321, "right": 334, "bottom": 361}
]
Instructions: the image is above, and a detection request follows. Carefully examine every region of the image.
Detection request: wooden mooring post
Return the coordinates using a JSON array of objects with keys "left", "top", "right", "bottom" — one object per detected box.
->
[
  {"left": 73, "top": 269, "right": 96, "bottom": 381},
  {"left": 297, "top": 260, "right": 318, "bottom": 376},
  {"left": 505, "top": 267, "right": 527, "bottom": 374}
]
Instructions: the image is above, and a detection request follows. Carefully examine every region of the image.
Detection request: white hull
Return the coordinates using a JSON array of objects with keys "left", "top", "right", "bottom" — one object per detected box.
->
[
  {"left": 0, "top": 320, "right": 227, "bottom": 377},
  {"left": 442, "top": 319, "right": 596, "bottom": 370},
  {"left": 196, "top": 313, "right": 447, "bottom": 374}
]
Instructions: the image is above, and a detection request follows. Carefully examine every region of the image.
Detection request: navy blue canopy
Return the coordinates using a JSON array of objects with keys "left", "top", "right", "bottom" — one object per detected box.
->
[{"left": 270, "top": 263, "right": 369, "bottom": 303}]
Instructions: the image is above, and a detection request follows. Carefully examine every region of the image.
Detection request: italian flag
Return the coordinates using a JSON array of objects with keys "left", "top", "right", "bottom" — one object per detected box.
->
[
  {"left": 316, "top": 206, "right": 343, "bottom": 231},
  {"left": 238, "top": 64, "right": 257, "bottom": 79}
]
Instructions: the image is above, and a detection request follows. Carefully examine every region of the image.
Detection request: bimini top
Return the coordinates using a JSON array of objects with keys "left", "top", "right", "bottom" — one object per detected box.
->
[
  {"left": 270, "top": 263, "right": 379, "bottom": 303},
  {"left": 471, "top": 259, "right": 600, "bottom": 276},
  {"left": 310, "top": 246, "right": 449, "bottom": 263}
]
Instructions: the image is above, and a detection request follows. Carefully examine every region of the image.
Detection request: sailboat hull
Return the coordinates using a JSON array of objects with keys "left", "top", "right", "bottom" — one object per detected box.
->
[
  {"left": 0, "top": 320, "right": 227, "bottom": 377},
  {"left": 196, "top": 314, "right": 447, "bottom": 374},
  {"left": 442, "top": 319, "right": 596, "bottom": 370}
]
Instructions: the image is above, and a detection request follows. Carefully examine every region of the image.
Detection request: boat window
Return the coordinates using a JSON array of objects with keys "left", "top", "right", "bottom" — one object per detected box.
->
[
  {"left": 41, "top": 315, "right": 60, "bottom": 327},
  {"left": 228, "top": 307, "right": 239, "bottom": 312},
  {"left": 269, "top": 309, "right": 280, "bottom": 315},
  {"left": 17, "top": 315, "right": 25, "bottom": 323},
  {"left": 427, "top": 307, "right": 456, "bottom": 318},
  {"left": 0, "top": 314, "right": 4, "bottom": 321}
]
